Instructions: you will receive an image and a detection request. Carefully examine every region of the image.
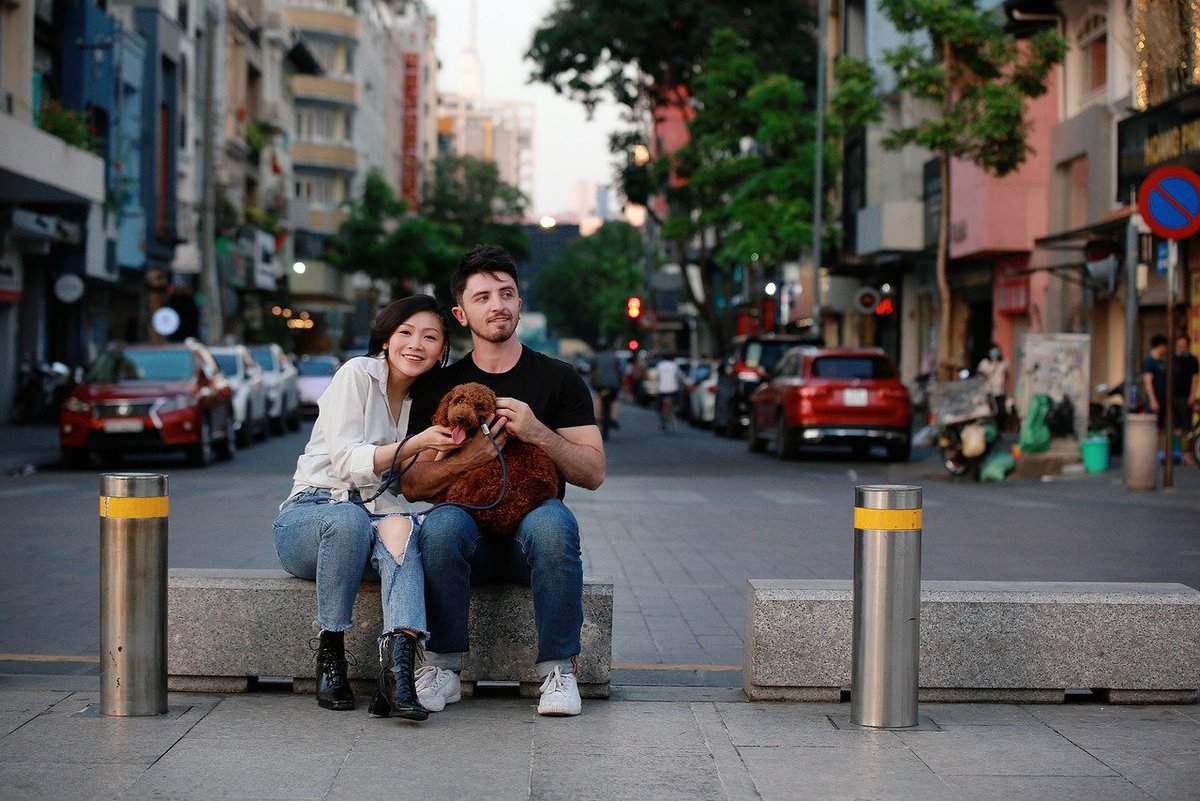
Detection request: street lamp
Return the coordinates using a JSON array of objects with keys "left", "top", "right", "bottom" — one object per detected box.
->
[
  {"left": 765, "top": 281, "right": 778, "bottom": 297},
  {"left": 292, "top": 261, "right": 306, "bottom": 275},
  {"left": 539, "top": 216, "right": 557, "bottom": 229}
]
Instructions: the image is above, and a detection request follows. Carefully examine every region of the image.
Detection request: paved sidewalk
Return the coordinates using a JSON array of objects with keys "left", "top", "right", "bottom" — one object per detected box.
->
[
  {"left": 0, "top": 424, "right": 59, "bottom": 475},
  {"left": 1, "top": 675, "right": 1197, "bottom": 801}
]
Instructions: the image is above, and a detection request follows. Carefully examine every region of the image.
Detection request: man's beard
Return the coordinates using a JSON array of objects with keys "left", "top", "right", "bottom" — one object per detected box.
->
[{"left": 471, "top": 313, "right": 517, "bottom": 344}]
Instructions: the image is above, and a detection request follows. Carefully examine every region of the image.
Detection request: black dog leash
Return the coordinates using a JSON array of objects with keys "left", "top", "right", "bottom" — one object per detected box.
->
[{"left": 350, "top": 423, "right": 508, "bottom": 513}]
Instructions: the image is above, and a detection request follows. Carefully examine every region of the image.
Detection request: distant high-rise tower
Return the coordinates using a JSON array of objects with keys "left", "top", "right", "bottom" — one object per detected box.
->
[{"left": 460, "top": 0, "right": 482, "bottom": 101}]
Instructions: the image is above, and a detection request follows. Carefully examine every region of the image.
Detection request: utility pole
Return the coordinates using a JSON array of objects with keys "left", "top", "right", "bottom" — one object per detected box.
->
[
  {"left": 199, "top": 4, "right": 224, "bottom": 344},
  {"left": 809, "top": 0, "right": 828, "bottom": 333}
]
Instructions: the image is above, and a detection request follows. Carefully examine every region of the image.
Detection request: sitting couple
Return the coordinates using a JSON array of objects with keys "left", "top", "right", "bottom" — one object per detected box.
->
[{"left": 271, "top": 245, "right": 605, "bottom": 721}]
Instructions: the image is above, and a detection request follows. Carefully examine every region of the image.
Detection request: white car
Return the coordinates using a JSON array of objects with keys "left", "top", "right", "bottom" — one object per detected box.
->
[
  {"left": 297, "top": 355, "right": 339, "bottom": 416},
  {"left": 249, "top": 343, "right": 300, "bottom": 434},
  {"left": 210, "top": 345, "right": 268, "bottom": 447},
  {"left": 688, "top": 361, "right": 719, "bottom": 427}
]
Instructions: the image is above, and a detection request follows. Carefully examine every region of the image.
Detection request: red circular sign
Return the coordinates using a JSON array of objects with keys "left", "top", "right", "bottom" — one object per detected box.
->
[{"left": 1137, "top": 165, "right": 1200, "bottom": 241}]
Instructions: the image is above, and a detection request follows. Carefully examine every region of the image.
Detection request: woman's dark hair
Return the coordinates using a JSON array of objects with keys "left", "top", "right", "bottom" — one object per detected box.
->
[{"left": 367, "top": 295, "right": 448, "bottom": 366}]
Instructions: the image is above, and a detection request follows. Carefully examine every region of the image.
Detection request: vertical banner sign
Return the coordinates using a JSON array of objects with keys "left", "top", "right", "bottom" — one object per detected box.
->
[{"left": 402, "top": 54, "right": 421, "bottom": 206}]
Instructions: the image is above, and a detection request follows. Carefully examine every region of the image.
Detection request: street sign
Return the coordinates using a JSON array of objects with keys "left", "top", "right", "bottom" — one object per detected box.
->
[{"left": 1136, "top": 165, "right": 1200, "bottom": 240}]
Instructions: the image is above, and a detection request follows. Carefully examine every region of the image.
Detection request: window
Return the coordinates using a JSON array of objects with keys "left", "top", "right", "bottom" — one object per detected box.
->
[
  {"left": 811, "top": 357, "right": 896, "bottom": 380},
  {"left": 1077, "top": 13, "right": 1107, "bottom": 93}
]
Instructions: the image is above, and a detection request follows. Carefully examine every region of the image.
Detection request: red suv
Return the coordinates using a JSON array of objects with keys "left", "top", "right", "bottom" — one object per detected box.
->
[
  {"left": 59, "top": 340, "right": 237, "bottom": 467},
  {"left": 747, "top": 347, "right": 912, "bottom": 461}
]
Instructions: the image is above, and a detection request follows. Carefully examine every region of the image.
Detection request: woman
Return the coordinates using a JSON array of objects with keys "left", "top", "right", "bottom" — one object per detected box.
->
[
  {"left": 273, "top": 295, "right": 460, "bottom": 722},
  {"left": 977, "top": 342, "right": 1009, "bottom": 432}
]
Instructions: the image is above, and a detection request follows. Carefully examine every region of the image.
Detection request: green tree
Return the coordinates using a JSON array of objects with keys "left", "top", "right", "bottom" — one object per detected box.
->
[
  {"left": 533, "top": 221, "right": 646, "bottom": 345},
  {"left": 832, "top": 0, "right": 1064, "bottom": 377},
  {"left": 422, "top": 155, "right": 531, "bottom": 279},
  {"left": 323, "top": 169, "right": 459, "bottom": 293}
]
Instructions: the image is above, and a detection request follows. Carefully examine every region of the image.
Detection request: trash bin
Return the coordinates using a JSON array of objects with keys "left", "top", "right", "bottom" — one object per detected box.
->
[
  {"left": 1123, "top": 413, "right": 1158, "bottom": 491},
  {"left": 1080, "top": 435, "right": 1109, "bottom": 473}
]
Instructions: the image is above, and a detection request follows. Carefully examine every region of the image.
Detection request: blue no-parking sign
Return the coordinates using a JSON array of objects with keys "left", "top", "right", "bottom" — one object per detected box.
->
[{"left": 1137, "top": 165, "right": 1200, "bottom": 241}]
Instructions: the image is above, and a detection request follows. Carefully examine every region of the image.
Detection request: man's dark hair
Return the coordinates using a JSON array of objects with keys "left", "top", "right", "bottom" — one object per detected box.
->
[
  {"left": 1151, "top": 334, "right": 1168, "bottom": 349},
  {"left": 452, "top": 245, "right": 519, "bottom": 302},
  {"left": 367, "top": 294, "right": 447, "bottom": 363}
]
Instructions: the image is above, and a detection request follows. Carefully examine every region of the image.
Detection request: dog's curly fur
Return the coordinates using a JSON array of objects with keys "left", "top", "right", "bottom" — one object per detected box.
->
[{"left": 430, "top": 382, "right": 559, "bottom": 536}]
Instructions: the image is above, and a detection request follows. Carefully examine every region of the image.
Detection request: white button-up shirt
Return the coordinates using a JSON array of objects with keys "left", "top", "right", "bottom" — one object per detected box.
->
[{"left": 285, "top": 355, "right": 425, "bottom": 515}]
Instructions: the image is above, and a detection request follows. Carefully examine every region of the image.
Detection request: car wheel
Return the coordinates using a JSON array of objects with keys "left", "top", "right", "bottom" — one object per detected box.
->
[
  {"left": 888, "top": 437, "right": 912, "bottom": 463},
  {"left": 216, "top": 409, "right": 237, "bottom": 461},
  {"left": 270, "top": 413, "right": 285, "bottom": 436},
  {"left": 62, "top": 447, "right": 90, "bottom": 469},
  {"left": 747, "top": 413, "right": 767, "bottom": 453},
  {"left": 286, "top": 403, "right": 301, "bottom": 432},
  {"left": 776, "top": 416, "right": 798, "bottom": 460},
  {"left": 236, "top": 419, "right": 251, "bottom": 448},
  {"left": 189, "top": 417, "right": 215, "bottom": 467}
]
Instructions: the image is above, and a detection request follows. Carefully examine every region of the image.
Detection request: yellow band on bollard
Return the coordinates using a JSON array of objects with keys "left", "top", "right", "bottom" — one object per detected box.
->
[
  {"left": 100, "top": 496, "right": 169, "bottom": 519},
  {"left": 854, "top": 507, "right": 922, "bottom": 531}
]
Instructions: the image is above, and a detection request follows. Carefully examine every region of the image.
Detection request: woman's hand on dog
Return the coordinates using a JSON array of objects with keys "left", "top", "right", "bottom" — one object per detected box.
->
[{"left": 412, "top": 425, "right": 468, "bottom": 455}]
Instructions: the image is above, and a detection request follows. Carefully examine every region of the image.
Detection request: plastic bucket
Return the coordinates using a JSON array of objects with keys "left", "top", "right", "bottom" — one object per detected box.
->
[{"left": 1081, "top": 435, "right": 1110, "bottom": 473}]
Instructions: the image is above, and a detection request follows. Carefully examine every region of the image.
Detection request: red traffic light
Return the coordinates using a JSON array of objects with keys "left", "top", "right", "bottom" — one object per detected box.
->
[
  {"left": 626, "top": 296, "right": 642, "bottom": 319},
  {"left": 627, "top": 339, "right": 639, "bottom": 351}
]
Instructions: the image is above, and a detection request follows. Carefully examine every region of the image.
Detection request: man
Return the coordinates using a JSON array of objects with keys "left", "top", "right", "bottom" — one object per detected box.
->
[
  {"left": 1172, "top": 334, "right": 1199, "bottom": 465},
  {"left": 654, "top": 353, "right": 682, "bottom": 431},
  {"left": 402, "top": 245, "right": 605, "bottom": 717},
  {"left": 1141, "top": 335, "right": 1169, "bottom": 427},
  {"left": 591, "top": 344, "right": 624, "bottom": 440}
]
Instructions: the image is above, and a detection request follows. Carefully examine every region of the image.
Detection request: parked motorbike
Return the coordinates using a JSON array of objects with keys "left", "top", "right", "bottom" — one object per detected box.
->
[
  {"left": 930, "top": 373, "right": 998, "bottom": 479},
  {"left": 12, "top": 360, "right": 73, "bottom": 424},
  {"left": 1087, "top": 383, "right": 1124, "bottom": 456}
]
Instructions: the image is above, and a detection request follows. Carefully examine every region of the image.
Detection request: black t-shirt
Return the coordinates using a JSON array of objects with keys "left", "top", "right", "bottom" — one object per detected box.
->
[
  {"left": 407, "top": 346, "right": 596, "bottom": 496},
  {"left": 1174, "top": 352, "right": 1199, "bottom": 398},
  {"left": 1143, "top": 355, "right": 1167, "bottom": 404}
]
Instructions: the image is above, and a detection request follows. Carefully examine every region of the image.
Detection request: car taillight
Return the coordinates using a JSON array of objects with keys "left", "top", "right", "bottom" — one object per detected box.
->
[{"left": 798, "top": 386, "right": 829, "bottom": 399}]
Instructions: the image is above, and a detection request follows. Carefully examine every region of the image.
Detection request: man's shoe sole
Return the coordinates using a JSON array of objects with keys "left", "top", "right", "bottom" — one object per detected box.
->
[{"left": 318, "top": 697, "right": 356, "bottom": 711}]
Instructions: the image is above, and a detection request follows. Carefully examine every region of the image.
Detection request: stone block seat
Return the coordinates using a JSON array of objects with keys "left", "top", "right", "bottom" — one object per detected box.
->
[
  {"left": 167, "top": 569, "right": 613, "bottom": 699},
  {"left": 745, "top": 580, "right": 1200, "bottom": 704}
]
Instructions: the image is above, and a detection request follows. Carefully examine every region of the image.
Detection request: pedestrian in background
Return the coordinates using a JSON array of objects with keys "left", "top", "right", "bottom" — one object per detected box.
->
[
  {"left": 1141, "top": 335, "right": 1169, "bottom": 426},
  {"left": 591, "top": 344, "right": 624, "bottom": 440},
  {"left": 1172, "top": 334, "right": 1199, "bottom": 465},
  {"left": 272, "top": 295, "right": 464, "bottom": 722},
  {"left": 655, "top": 353, "right": 682, "bottom": 432},
  {"left": 977, "top": 342, "right": 1009, "bottom": 432}
]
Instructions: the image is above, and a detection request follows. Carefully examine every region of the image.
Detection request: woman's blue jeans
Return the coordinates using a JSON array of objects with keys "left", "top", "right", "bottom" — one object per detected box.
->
[
  {"left": 273, "top": 489, "right": 427, "bottom": 638},
  {"left": 418, "top": 499, "right": 583, "bottom": 670}
]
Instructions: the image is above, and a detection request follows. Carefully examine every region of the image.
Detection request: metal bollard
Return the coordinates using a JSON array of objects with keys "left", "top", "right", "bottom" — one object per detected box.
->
[
  {"left": 851, "top": 484, "right": 922, "bottom": 728},
  {"left": 1123, "top": 413, "right": 1158, "bottom": 491},
  {"left": 100, "top": 473, "right": 169, "bottom": 716}
]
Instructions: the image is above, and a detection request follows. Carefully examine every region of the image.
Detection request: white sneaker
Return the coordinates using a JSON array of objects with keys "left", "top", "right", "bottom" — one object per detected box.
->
[
  {"left": 537, "top": 666, "right": 582, "bottom": 716},
  {"left": 415, "top": 665, "right": 461, "bottom": 712}
]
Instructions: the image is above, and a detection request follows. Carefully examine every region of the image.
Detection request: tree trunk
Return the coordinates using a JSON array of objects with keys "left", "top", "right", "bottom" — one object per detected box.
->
[{"left": 936, "top": 149, "right": 953, "bottom": 381}]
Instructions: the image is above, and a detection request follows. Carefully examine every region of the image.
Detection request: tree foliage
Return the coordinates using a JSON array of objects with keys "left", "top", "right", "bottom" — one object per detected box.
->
[
  {"left": 831, "top": 0, "right": 1064, "bottom": 375},
  {"left": 422, "top": 155, "right": 531, "bottom": 264},
  {"left": 533, "top": 221, "right": 646, "bottom": 346},
  {"left": 323, "top": 169, "right": 459, "bottom": 293}
]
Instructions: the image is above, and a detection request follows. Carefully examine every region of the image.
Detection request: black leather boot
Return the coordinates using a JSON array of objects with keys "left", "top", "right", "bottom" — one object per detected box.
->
[
  {"left": 314, "top": 630, "right": 355, "bottom": 711},
  {"left": 368, "top": 630, "right": 428, "bottom": 721}
]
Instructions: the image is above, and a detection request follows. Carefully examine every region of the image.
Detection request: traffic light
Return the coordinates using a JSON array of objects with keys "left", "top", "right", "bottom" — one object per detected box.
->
[
  {"left": 628, "top": 339, "right": 639, "bottom": 352},
  {"left": 626, "top": 296, "right": 642, "bottom": 319}
]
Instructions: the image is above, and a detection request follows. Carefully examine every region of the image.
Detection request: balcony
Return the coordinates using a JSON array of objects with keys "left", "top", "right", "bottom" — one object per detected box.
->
[
  {"left": 291, "top": 75, "right": 357, "bottom": 105},
  {"left": 855, "top": 201, "right": 925, "bottom": 256},
  {"left": 290, "top": 199, "right": 347, "bottom": 234},
  {"left": 292, "top": 141, "right": 357, "bottom": 172},
  {"left": 283, "top": 6, "right": 359, "bottom": 39},
  {"left": 0, "top": 112, "right": 104, "bottom": 206}
]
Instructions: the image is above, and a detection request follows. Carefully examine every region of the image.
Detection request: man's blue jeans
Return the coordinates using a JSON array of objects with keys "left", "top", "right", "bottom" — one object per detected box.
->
[
  {"left": 273, "top": 489, "right": 428, "bottom": 638},
  {"left": 418, "top": 499, "right": 583, "bottom": 671}
]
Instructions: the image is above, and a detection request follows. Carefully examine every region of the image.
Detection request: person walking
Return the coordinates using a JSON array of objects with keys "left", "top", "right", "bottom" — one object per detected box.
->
[
  {"left": 1171, "top": 334, "right": 1199, "bottom": 465},
  {"left": 402, "top": 245, "right": 605, "bottom": 717},
  {"left": 272, "top": 296, "right": 463, "bottom": 721},
  {"left": 591, "top": 345, "right": 624, "bottom": 440}
]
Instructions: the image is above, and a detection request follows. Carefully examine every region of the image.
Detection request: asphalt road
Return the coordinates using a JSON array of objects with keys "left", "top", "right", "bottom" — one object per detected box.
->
[{"left": 1, "top": 399, "right": 1197, "bottom": 675}]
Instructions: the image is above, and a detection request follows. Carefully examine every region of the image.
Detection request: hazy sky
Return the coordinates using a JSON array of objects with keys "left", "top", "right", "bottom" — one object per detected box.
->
[{"left": 428, "top": 0, "right": 625, "bottom": 216}]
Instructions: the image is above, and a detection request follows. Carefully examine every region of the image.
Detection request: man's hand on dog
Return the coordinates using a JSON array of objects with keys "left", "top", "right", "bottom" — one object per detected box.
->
[{"left": 494, "top": 397, "right": 550, "bottom": 446}]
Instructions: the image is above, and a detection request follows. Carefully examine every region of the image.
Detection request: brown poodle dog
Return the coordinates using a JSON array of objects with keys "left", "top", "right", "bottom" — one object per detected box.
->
[{"left": 429, "top": 382, "right": 559, "bottom": 537}]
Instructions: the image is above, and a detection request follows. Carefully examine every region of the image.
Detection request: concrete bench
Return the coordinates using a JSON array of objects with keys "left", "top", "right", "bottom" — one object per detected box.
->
[
  {"left": 167, "top": 569, "right": 613, "bottom": 698},
  {"left": 745, "top": 579, "right": 1200, "bottom": 704}
]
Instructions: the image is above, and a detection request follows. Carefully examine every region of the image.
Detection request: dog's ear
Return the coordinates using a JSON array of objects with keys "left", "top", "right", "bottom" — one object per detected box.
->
[{"left": 432, "top": 390, "right": 452, "bottom": 427}]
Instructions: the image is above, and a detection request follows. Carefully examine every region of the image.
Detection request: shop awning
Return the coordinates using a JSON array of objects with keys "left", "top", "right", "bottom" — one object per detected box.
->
[{"left": 1032, "top": 206, "right": 1133, "bottom": 250}]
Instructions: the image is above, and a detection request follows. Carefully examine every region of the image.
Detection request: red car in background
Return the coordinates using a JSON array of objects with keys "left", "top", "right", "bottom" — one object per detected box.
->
[
  {"left": 747, "top": 347, "right": 912, "bottom": 462},
  {"left": 59, "top": 340, "right": 237, "bottom": 467}
]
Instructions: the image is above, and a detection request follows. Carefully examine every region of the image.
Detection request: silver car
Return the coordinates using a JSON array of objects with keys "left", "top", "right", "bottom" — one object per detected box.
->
[
  {"left": 249, "top": 343, "right": 301, "bottom": 434},
  {"left": 210, "top": 345, "right": 268, "bottom": 447}
]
